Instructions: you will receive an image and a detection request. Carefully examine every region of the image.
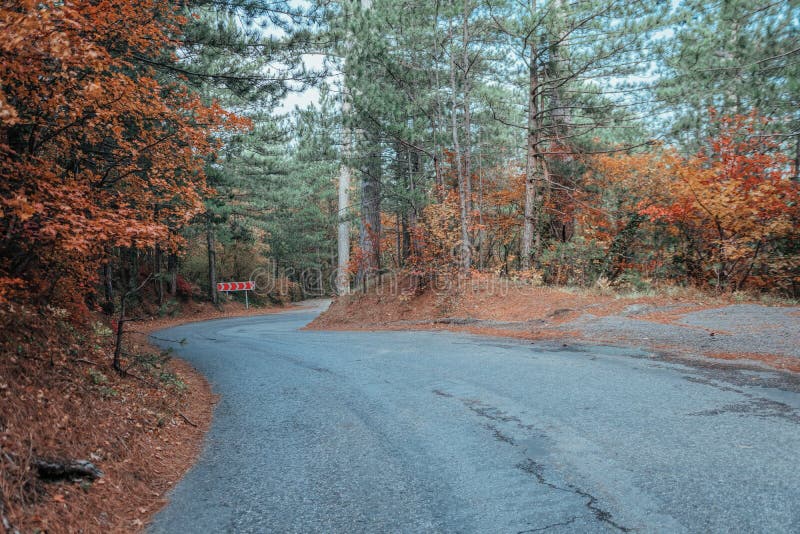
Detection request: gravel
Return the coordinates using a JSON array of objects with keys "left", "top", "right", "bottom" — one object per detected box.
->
[{"left": 565, "top": 303, "right": 800, "bottom": 359}]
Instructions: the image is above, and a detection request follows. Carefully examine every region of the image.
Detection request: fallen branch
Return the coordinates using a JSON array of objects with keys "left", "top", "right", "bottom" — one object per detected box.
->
[
  {"left": 33, "top": 458, "right": 103, "bottom": 481},
  {"left": 178, "top": 411, "right": 198, "bottom": 428}
]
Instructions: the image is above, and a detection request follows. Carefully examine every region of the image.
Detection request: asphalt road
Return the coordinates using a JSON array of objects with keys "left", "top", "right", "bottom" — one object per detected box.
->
[{"left": 150, "top": 302, "right": 800, "bottom": 533}]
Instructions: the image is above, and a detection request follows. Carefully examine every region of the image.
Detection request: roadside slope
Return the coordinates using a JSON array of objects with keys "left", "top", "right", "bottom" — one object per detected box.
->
[
  {"left": 308, "top": 284, "right": 800, "bottom": 372},
  {"left": 0, "top": 301, "right": 293, "bottom": 533}
]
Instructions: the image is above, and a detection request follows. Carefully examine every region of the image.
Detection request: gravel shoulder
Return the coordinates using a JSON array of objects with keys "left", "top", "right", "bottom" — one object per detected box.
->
[
  {"left": 563, "top": 303, "right": 800, "bottom": 362},
  {"left": 308, "top": 288, "right": 800, "bottom": 373}
]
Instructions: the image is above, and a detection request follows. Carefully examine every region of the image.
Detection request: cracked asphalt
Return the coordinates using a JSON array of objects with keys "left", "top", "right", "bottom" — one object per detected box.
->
[{"left": 149, "top": 302, "right": 800, "bottom": 533}]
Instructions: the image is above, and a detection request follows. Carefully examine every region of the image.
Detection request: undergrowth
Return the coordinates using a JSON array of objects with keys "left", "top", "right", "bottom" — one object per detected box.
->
[{"left": 0, "top": 305, "right": 196, "bottom": 532}]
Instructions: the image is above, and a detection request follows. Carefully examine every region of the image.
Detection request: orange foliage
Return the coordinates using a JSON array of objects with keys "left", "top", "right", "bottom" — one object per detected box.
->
[
  {"left": 0, "top": 0, "right": 249, "bottom": 309},
  {"left": 480, "top": 167, "right": 525, "bottom": 246},
  {"left": 639, "top": 112, "right": 800, "bottom": 290},
  {"left": 577, "top": 111, "right": 800, "bottom": 292},
  {"left": 379, "top": 212, "right": 403, "bottom": 269},
  {"left": 581, "top": 149, "right": 674, "bottom": 246},
  {"left": 406, "top": 188, "right": 463, "bottom": 281}
]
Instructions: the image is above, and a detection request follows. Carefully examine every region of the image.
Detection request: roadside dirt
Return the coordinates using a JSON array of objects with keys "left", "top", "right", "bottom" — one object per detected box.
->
[
  {"left": 308, "top": 280, "right": 800, "bottom": 374},
  {"left": 0, "top": 300, "right": 289, "bottom": 533}
]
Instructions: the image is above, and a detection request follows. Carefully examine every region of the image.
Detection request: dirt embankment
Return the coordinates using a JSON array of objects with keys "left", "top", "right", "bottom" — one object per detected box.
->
[
  {"left": 308, "top": 279, "right": 800, "bottom": 373},
  {"left": 0, "top": 300, "right": 290, "bottom": 533}
]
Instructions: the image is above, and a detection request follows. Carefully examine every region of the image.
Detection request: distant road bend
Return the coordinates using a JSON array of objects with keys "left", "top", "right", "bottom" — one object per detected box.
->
[{"left": 150, "top": 301, "right": 800, "bottom": 533}]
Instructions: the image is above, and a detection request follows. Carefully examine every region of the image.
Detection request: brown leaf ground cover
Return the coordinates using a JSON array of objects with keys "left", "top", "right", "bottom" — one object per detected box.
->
[
  {"left": 308, "top": 278, "right": 800, "bottom": 374},
  {"left": 309, "top": 278, "right": 712, "bottom": 329},
  {"left": 0, "top": 301, "right": 287, "bottom": 533}
]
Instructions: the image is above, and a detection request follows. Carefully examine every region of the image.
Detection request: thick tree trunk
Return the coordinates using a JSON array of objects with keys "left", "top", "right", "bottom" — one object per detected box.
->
[
  {"left": 522, "top": 36, "right": 542, "bottom": 271},
  {"left": 336, "top": 1, "right": 375, "bottom": 295},
  {"left": 522, "top": 0, "right": 561, "bottom": 270},
  {"left": 358, "top": 133, "right": 381, "bottom": 286},
  {"left": 337, "top": 94, "right": 352, "bottom": 295}
]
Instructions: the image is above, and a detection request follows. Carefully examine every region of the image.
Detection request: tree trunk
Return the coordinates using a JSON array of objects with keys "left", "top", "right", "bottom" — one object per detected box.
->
[
  {"left": 546, "top": 0, "right": 570, "bottom": 133},
  {"left": 462, "top": 0, "right": 473, "bottom": 225},
  {"left": 154, "top": 243, "right": 164, "bottom": 306},
  {"left": 206, "top": 214, "right": 218, "bottom": 306},
  {"left": 103, "top": 258, "right": 114, "bottom": 311},
  {"left": 522, "top": 32, "right": 542, "bottom": 271},
  {"left": 405, "top": 146, "right": 421, "bottom": 260},
  {"left": 337, "top": 92, "right": 352, "bottom": 295},
  {"left": 113, "top": 296, "right": 126, "bottom": 373},
  {"left": 396, "top": 212, "right": 404, "bottom": 267},
  {"left": 168, "top": 253, "right": 177, "bottom": 296},
  {"left": 358, "top": 133, "right": 381, "bottom": 286},
  {"left": 476, "top": 133, "right": 485, "bottom": 270},
  {"left": 432, "top": 0, "right": 445, "bottom": 200},
  {"left": 401, "top": 213, "right": 411, "bottom": 263},
  {"left": 336, "top": 1, "right": 375, "bottom": 295},
  {"left": 448, "top": 17, "right": 472, "bottom": 273},
  {"left": 128, "top": 247, "right": 139, "bottom": 293}
]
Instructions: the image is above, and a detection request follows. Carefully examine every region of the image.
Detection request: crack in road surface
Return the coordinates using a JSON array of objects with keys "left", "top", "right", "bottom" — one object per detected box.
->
[
  {"left": 150, "top": 305, "right": 800, "bottom": 533},
  {"left": 517, "top": 516, "right": 577, "bottom": 533},
  {"left": 443, "top": 391, "right": 633, "bottom": 532}
]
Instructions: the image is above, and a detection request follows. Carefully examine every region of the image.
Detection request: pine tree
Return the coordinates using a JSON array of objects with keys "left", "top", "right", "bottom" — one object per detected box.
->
[{"left": 656, "top": 0, "right": 799, "bottom": 155}]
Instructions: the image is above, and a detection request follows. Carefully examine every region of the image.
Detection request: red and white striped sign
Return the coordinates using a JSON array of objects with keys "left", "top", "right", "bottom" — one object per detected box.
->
[{"left": 216, "top": 281, "right": 255, "bottom": 292}]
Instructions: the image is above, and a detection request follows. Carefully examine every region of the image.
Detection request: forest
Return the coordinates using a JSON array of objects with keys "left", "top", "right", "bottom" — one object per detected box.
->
[
  {"left": 2, "top": 0, "right": 799, "bottom": 318},
  {"left": 0, "top": 0, "right": 799, "bottom": 530},
  {"left": 0, "top": 0, "right": 800, "bottom": 313}
]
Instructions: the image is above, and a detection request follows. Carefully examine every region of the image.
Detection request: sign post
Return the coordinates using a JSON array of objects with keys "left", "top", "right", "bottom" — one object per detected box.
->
[{"left": 216, "top": 281, "right": 255, "bottom": 308}]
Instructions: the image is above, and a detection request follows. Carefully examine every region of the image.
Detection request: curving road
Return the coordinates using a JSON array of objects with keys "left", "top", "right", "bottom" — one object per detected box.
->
[{"left": 150, "top": 301, "right": 800, "bottom": 533}]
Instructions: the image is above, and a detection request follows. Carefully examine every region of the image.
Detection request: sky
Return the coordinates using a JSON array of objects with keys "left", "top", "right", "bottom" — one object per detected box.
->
[{"left": 275, "top": 52, "right": 326, "bottom": 114}]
